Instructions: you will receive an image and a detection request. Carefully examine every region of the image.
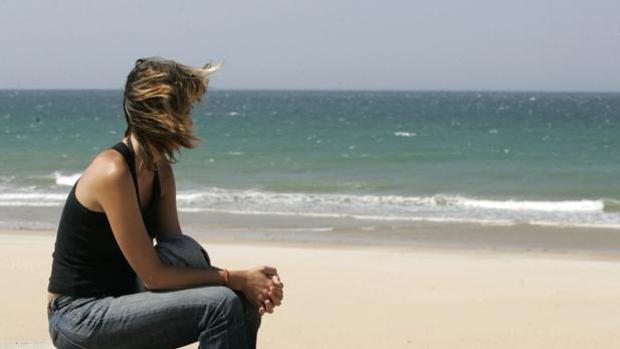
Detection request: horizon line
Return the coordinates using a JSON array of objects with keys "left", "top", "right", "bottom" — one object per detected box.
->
[{"left": 1, "top": 87, "right": 620, "bottom": 94}]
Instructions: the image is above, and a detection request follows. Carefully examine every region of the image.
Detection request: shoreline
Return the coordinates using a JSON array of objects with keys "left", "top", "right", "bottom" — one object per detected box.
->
[
  {"left": 5, "top": 209, "right": 620, "bottom": 261},
  {"left": 4, "top": 229, "right": 620, "bottom": 270}
]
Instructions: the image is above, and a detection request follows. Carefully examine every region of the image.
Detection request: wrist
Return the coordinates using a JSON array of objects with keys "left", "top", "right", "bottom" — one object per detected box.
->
[{"left": 227, "top": 270, "right": 246, "bottom": 291}]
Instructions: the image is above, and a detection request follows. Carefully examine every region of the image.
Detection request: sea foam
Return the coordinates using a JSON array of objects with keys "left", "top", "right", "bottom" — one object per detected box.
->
[
  {"left": 0, "top": 192, "right": 66, "bottom": 206},
  {"left": 176, "top": 190, "right": 609, "bottom": 214},
  {"left": 452, "top": 197, "right": 603, "bottom": 212},
  {"left": 394, "top": 131, "right": 416, "bottom": 137},
  {"left": 53, "top": 172, "right": 81, "bottom": 186},
  {"left": 174, "top": 189, "right": 620, "bottom": 228},
  {"left": 1, "top": 184, "right": 618, "bottom": 229}
]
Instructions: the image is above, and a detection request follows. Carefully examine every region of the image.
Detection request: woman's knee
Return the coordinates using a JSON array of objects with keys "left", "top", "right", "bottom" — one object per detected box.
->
[
  {"left": 203, "top": 286, "right": 245, "bottom": 323},
  {"left": 236, "top": 292, "right": 261, "bottom": 330}
]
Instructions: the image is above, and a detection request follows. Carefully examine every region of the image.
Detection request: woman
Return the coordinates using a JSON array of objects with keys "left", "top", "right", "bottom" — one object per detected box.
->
[{"left": 47, "top": 57, "right": 284, "bottom": 349}]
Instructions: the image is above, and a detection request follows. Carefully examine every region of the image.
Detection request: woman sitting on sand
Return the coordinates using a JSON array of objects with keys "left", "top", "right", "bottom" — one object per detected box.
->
[{"left": 47, "top": 57, "right": 283, "bottom": 349}]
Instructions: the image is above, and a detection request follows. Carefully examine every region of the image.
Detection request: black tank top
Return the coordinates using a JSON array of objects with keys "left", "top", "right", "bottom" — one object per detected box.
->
[{"left": 48, "top": 140, "right": 160, "bottom": 297}]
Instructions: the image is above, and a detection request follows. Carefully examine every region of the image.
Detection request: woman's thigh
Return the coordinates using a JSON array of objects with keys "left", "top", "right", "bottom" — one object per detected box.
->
[{"left": 49, "top": 286, "right": 258, "bottom": 349}]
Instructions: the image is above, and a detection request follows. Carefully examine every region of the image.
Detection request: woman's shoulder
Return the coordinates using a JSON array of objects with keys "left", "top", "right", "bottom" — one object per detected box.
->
[
  {"left": 79, "top": 149, "right": 130, "bottom": 191},
  {"left": 84, "top": 149, "right": 131, "bottom": 184},
  {"left": 74, "top": 149, "right": 133, "bottom": 213}
]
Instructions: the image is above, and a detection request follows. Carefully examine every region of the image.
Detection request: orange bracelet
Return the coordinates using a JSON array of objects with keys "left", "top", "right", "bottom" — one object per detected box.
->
[{"left": 222, "top": 269, "right": 230, "bottom": 286}]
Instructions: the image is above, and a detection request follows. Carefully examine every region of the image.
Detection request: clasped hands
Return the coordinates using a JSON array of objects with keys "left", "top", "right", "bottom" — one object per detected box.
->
[{"left": 229, "top": 266, "right": 284, "bottom": 316}]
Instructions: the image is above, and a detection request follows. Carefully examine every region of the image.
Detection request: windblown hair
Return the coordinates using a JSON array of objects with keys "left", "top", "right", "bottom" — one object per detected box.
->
[{"left": 123, "top": 57, "right": 220, "bottom": 170}]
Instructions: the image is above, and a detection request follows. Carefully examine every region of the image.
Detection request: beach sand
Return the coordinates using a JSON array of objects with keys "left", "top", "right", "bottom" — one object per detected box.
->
[{"left": 1, "top": 229, "right": 620, "bottom": 349}]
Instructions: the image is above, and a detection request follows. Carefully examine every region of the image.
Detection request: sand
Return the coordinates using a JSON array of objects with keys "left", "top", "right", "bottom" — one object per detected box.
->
[{"left": 1, "top": 229, "right": 620, "bottom": 348}]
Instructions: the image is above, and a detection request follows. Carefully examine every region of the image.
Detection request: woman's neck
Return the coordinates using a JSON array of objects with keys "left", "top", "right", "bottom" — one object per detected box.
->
[{"left": 126, "top": 133, "right": 163, "bottom": 168}]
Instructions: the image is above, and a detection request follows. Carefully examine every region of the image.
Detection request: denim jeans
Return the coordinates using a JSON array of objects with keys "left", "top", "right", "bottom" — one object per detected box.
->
[
  {"left": 48, "top": 235, "right": 260, "bottom": 348},
  {"left": 47, "top": 286, "right": 260, "bottom": 349}
]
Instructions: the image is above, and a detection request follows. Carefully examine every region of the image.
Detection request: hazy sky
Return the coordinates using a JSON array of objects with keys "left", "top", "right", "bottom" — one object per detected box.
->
[{"left": 1, "top": 0, "right": 619, "bottom": 91}]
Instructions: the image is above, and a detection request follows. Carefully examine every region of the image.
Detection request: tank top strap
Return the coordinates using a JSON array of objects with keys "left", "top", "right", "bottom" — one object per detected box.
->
[
  {"left": 153, "top": 168, "right": 160, "bottom": 200},
  {"left": 110, "top": 140, "right": 142, "bottom": 208}
]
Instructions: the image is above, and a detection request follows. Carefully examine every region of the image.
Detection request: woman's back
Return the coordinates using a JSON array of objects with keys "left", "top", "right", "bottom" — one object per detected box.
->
[{"left": 48, "top": 140, "right": 160, "bottom": 297}]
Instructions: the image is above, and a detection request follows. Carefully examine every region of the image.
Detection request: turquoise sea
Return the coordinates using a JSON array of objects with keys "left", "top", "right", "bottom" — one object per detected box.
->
[{"left": 1, "top": 90, "right": 619, "bottom": 230}]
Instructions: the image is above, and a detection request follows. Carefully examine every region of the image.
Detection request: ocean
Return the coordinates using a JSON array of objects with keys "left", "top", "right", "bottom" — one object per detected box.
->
[{"left": 1, "top": 90, "right": 619, "bottom": 233}]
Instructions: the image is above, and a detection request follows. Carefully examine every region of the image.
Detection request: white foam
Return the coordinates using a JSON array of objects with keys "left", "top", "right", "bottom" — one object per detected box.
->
[
  {"left": 53, "top": 172, "right": 81, "bottom": 186},
  {"left": 0, "top": 184, "right": 618, "bottom": 229},
  {"left": 394, "top": 131, "right": 416, "bottom": 137},
  {"left": 174, "top": 189, "right": 620, "bottom": 228},
  {"left": 176, "top": 190, "right": 608, "bottom": 214},
  {"left": 179, "top": 207, "right": 517, "bottom": 226},
  {"left": 259, "top": 227, "right": 335, "bottom": 233},
  {"left": 454, "top": 197, "right": 603, "bottom": 212},
  {"left": 180, "top": 207, "right": 620, "bottom": 229},
  {"left": 0, "top": 192, "right": 66, "bottom": 207},
  {"left": 527, "top": 220, "right": 620, "bottom": 230}
]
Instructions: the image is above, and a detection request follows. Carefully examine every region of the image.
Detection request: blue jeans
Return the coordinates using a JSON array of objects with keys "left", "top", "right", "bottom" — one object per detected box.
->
[{"left": 47, "top": 286, "right": 261, "bottom": 349}]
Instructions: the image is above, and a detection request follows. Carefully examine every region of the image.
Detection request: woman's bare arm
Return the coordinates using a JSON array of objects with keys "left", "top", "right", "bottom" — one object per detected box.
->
[
  {"left": 93, "top": 153, "right": 277, "bottom": 304},
  {"left": 147, "top": 159, "right": 284, "bottom": 311},
  {"left": 94, "top": 154, "right": 221, "bottom": 290}
]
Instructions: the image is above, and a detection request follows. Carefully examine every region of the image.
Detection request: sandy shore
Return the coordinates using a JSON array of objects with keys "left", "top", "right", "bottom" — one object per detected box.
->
[
  {"left": 6, "top": 206, "right": 620, "bottom": 255},
  {"left": 2, "top": 229, "right": 620, "bottom": 348}
]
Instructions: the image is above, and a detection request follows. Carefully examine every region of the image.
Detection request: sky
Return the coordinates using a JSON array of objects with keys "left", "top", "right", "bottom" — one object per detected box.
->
[{"left": 0, "top": 0, "right": 619, "bottom": 91}]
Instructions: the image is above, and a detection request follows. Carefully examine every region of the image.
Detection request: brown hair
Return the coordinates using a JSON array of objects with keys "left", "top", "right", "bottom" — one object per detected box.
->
[{"left": 123, "top": 57, "right": 220, "bottom": 170}]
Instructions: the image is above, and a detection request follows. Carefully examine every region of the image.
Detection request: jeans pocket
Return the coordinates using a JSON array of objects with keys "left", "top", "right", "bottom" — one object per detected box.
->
[
  {"left": 65, "top": 297, "right": 100, "bottom": 320},
  {"left": 52, "top": 296, "right": 78, "bottom": 311}
]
